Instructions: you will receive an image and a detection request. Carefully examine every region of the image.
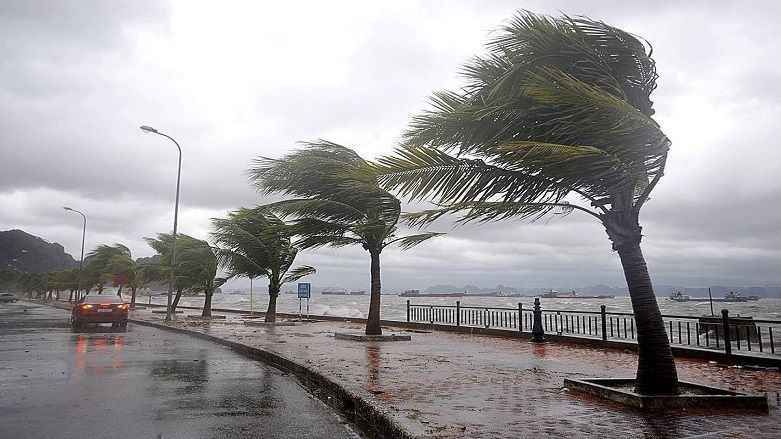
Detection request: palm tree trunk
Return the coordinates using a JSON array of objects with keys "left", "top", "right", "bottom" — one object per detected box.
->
[
  {"left": 265, "top": 282, "right": 279, "bottom": 323},
  {"left": 130, "top": 287, "right": 137, "bottom": 309},
  {"left": 605, "top": 209, "right": 678, "bottom": 395},
  {"left": 202, "top": 284, "right": 213, "bottom": 317},
  {"left": 617, "top": 242, "right": 679, "bottom": 395},
  {"left": 172, "top": 288, "right": 183, "bottom": 312},
  {"left": 365, "top": 250, "right": 382, "bottom": 335}
]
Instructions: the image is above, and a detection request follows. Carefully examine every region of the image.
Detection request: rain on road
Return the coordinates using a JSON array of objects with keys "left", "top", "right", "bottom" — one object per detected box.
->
[{"left": 0, "top": 301, "right": 360, "bottom": 439}]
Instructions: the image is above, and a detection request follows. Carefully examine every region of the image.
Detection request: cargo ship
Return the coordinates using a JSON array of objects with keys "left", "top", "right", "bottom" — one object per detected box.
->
[
  {"left": 540, "top": 290, "right": 615, "bottom": 299},
  {"left": 399, "top": 289, "right": 464, "bottom": 298},
  {"left": 321, "top": 288, "right": 366, "bottom": 296},
  {"left": 669, "top": 291, "right": 751, "bottom": 302}
]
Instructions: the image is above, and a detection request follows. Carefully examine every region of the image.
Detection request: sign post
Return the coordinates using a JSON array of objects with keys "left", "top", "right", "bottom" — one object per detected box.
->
[{"left": 297, "top": 283, "right": 311, "bottom": 320}]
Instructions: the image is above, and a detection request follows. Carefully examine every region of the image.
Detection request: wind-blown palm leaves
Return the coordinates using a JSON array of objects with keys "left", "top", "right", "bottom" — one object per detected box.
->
[
  {"left": 249, "top": 141, "right": 443, "bottom": 335},
  {"left": 376, "top": 12, "right": 676, "bottom": 395},
  {"left": 145, "top": 233, "right": 225, "bottom": 316},
  {"left": 211, "top": 207, "right": 315, "bottom": 323},
  {"left": 85, "top": 244, "right": 132, "bottom": 296}
]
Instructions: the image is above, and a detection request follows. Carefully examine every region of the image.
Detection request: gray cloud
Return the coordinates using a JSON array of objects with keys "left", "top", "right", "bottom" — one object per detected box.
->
[{"left": 2, "top": 0, "right": 781, "bottom": 291}]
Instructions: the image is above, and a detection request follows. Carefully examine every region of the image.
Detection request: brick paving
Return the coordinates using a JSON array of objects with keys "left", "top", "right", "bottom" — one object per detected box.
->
[{"left": 134, "top": 309, "right": 780, "bottom": 438}]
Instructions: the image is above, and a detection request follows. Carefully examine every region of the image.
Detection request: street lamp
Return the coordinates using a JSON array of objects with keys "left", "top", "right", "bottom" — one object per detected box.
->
[
  {"left": 63, "top": 207, "right": 86, "bottom": 302},
  {"left": 140, "top": 124, "right": 182, "bottom": 322}
]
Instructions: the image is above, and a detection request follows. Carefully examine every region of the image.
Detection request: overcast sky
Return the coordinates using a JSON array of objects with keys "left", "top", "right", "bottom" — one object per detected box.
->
[{"left": 2, "top": 0, "right": 780, "bottom": 291}]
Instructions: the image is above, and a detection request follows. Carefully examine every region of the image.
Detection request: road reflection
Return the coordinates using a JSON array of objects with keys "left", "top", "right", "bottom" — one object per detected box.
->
[
  {"left": 366, "top": 344, "right": 393, "bottom": 401},
  {"left": 73, "top": 334, "right": 126, "bottom": 373}
]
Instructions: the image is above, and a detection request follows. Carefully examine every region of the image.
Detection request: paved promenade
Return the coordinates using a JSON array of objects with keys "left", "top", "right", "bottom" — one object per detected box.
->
[{"left": 128, "top": 307, "right": 781, "bottom": 438}]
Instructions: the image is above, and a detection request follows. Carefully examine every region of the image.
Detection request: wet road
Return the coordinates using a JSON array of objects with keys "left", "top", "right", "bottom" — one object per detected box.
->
[{"left": 0, "top": 301, "right": 360, "bottom": 439}]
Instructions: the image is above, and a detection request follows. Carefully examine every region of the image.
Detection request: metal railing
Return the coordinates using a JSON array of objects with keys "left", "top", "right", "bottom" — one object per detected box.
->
[{"left": 406, "top": 300, "right": 780, "bottom": 358}]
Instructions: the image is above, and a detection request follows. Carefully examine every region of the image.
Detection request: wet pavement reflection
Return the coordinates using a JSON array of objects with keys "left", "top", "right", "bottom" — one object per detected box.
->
[
  {"left": 137, "top": 308, "right": 781, "bottom": 438},
  {"left": 0, "top": 302, "right": 359, "bottom": 439}
]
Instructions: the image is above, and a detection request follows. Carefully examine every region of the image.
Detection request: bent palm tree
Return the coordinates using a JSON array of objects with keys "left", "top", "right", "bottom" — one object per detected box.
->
[
  {"left": 377, "top": 12, "right": 676, "bottom": 395},
  {"left": 86, "top": 244, "right": 132, "bottom": 296},
  {"left": 145, "top": 233, "right": 218, "bottom": 313},
  {"left": 249, "top": 141, "right": 442, "bottom": 335},
  {"left": 211, "top": 207, "right": 315, "bottom": 323}
]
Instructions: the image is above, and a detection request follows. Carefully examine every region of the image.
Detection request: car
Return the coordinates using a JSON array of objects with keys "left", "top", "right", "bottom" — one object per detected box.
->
[
  {"left": 0, "top": 292, "right": 17, "bottom": 303},
  {"left": 71, "top": 295, "right": 129, "bottom": 331}
]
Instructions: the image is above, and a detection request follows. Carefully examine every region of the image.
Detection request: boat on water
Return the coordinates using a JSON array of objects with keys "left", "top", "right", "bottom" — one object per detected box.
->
[
  {"left": 321, "top": 288, "right": 348, "bottom": 295},
  {"left": 540, "top": 290, "right": 614, "bottom": 299},
  {"left": 669, "top": 291, "right": 752, "bottom": 303},
  {"left": 321, "top": 288, "right": 366, "bottom": 296},
  {"left": 399, "top": 289, "right": 464, "bottom": 298}
]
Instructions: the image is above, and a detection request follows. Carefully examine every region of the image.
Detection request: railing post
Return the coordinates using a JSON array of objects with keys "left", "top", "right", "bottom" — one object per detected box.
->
[
  {"left": 518, "top": 303, "right": 522, "bottom": 334},
  {"left": 406, "top": 300, "right": 410, "bottom": 323},
  {"left": 722, "top": 309, "right": 732, "bottom": 357},
  {"left": 456, "top": 301, "right": 461, "bottom": 327},
  {"left": 532, "top": 298, "right": 544, "bottom": 342},
  {"left": 600, "top": 305, "right": 607, "bottom": 341}
]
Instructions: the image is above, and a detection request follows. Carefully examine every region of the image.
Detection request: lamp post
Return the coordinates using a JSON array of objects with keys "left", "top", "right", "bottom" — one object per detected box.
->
[
  {"left": 140, "top": 125, "right": 181, "bottom": 322},
  {"left": 63, "top": 207, "right": 86, "bottom": 302}
]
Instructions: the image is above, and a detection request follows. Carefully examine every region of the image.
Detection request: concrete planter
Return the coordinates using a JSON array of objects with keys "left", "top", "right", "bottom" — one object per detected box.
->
[
  {"left": 244, "top": 320, "right": 297, "bottom": 327},
  {"left": 185, "top": 315, "right": 227, "bottom": 320},
  {"left": 334, "top": 332, "right": 411, "bottom": 342},
  {"left": 564, "top": 378, "right": 768, "bottom": 412}
]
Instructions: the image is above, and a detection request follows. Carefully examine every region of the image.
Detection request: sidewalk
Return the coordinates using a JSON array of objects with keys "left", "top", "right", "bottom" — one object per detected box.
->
[{"left": 131, "top": 307, "right": 780, "bottom": 438}]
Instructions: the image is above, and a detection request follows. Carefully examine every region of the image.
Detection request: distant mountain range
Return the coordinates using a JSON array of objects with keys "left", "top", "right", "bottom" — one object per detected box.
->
[{"left": 1, "top": 229, "right": 76, "bottom": 273}]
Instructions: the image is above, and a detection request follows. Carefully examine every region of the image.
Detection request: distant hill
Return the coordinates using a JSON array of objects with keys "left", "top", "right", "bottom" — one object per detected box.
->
[{"left": 0, "top": 229, "right": 76, "bottom": 273}]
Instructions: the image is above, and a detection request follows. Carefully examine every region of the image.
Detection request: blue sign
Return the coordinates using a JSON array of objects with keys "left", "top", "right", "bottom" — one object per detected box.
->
[{"left": 297, "top": 283, "right": 311, "bottom": 299}]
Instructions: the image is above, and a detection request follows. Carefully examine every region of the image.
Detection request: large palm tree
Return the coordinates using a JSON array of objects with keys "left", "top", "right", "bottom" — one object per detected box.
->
[
  {"left": 211, "top": 207, "right": 315, "bottom": 322},
  {"left": 249, "top": 141, "right": 442, "bottom": 335},
  {"left": 376, "top": 12, "right": 676, "bottom": 395}
]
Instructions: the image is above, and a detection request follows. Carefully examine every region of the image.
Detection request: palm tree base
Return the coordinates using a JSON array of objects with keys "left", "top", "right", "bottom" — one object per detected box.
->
[{"left": 564, "top": 378, "right": 768, "bottom": 411}]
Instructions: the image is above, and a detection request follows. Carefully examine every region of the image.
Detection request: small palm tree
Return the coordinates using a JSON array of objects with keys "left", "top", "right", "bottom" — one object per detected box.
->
[
  {"left": 86, "top": 244, "right": 132, "bottom": 296},
  {"left": 211, "top": 207, "right": 315, "bottom": 322},
  {"left": 145, "top": 233, "right": 224, "bottom": 316},
  {"left": 249, "top": 140, "right": 442, "bottom": 335},
  {"left": 377, "top": 12, "right": 676, "bottom": 395}
]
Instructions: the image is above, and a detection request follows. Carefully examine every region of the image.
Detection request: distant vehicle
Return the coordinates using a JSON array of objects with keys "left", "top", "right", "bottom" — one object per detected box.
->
[
  {"left": 71, "top": 295, "right": 129, "bottom": 331},
  {"left": 0, "top": 292, "right": 18, "bottom": 303}
]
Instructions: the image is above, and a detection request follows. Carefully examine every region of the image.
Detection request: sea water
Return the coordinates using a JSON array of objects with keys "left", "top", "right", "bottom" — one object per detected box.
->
[{"left": 141, "top": 290, "right": 781, "bottom": 321}]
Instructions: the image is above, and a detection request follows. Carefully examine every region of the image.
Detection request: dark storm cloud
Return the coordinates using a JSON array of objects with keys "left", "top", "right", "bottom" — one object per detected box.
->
[{"left": 1, "top": 1, "right": 780, "bottom": 289}]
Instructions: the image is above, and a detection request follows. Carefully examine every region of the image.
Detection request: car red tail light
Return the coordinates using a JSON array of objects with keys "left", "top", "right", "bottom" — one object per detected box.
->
[
  {"left": 117, "top": 304, "right": 129, "bottom": 310},
  {"left": 80, "top": 304, "right": 93, "bottom": 310}
]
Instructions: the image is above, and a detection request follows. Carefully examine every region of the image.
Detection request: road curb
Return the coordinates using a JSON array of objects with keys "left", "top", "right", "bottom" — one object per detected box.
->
[{"left": 129, "top": 317, "right": 415, "bottom": 439}]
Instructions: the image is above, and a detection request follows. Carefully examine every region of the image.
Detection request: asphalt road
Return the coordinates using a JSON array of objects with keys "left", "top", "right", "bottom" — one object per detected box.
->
[{"left": 0, "top": 301, "right": 360, "bottom": 439}]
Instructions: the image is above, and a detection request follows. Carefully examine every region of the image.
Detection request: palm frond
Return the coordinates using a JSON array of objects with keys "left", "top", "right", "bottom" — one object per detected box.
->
[
  {"left": 375, "top": 145, "right": 569, "bottom": 205},
  {"left": 387, "top": 10, "right": 668, "bottom": 219},
  {"left": 384, "top": 232, "right": 445, "bottom": 250},
  {"left": 403, "top": 201, "right": 588, "bottom": 227},
  {"left": 281, "top": 266, "right": 316, "bottom": 284}
]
